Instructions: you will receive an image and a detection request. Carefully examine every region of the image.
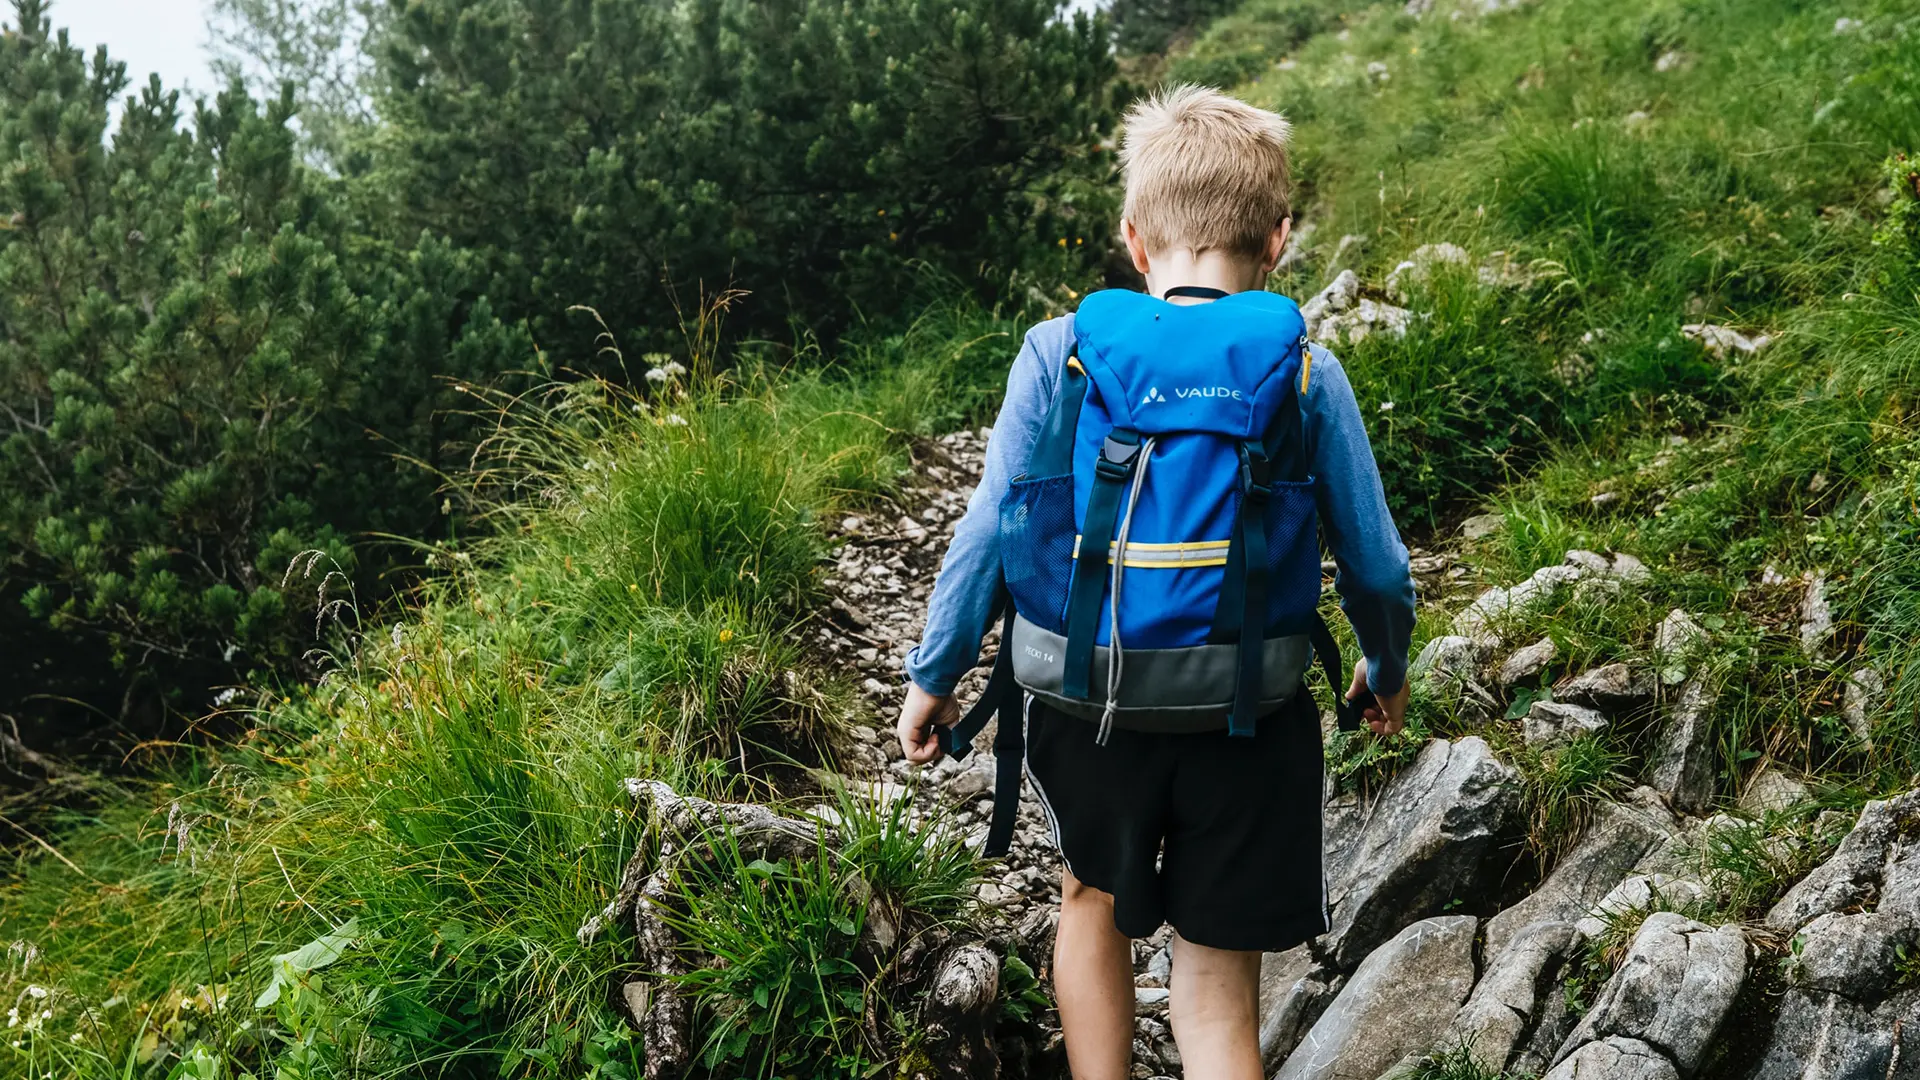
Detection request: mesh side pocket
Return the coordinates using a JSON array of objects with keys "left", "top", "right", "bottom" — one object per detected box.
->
[
  {"left": 1264, "top": 479, "right": 1322, "bottom": 626},
  {"left": 1000, "top": 474, "right": 1077, "bottom": 633}
]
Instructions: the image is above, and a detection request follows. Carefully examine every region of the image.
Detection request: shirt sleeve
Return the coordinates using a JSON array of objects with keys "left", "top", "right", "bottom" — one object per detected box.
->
[
  {"left": 1301, "top": 345, "right": 1417, "bottom": 695},
  {"left": 904, "top": 317, "right": 1069, "bottom": 695}
]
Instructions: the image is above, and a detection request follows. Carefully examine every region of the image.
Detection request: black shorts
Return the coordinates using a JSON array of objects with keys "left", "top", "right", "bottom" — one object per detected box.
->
[{"left": 1023, "top": 690, "right": 1329, "bottom": 953}]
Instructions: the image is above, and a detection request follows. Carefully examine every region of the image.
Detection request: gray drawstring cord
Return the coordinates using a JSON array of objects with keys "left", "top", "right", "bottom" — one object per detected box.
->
[{"left": 1097, "top": 436, "right": 1157, "bottom": 745}]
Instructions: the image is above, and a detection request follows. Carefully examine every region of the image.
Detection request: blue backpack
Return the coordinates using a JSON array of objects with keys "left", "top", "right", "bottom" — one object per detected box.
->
[{"left": 941, "top": 286, "right": 1364, "bottom": 856}]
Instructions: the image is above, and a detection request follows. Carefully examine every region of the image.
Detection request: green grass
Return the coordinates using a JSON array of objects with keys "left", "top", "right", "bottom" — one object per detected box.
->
[
  {"left": 1208, "top": 0, "right": 1920, "bottom": 823},
  {"left": 1396, "top": 1039, "right": 1535, "bottom": 1080},
  {"left": 0, "top": 295, "right": 1018, "bottom": 1080}
]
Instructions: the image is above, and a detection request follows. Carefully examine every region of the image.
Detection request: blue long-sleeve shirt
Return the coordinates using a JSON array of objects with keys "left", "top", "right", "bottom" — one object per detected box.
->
[{"left": 905, "top": 308, "right": 1416, "bottom": 698}]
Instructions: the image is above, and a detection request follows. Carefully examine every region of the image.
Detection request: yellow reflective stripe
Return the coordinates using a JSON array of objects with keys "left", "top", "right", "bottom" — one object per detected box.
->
[
  {"left": 1071, "top": 536, "right": 1233, "bottom": 568},
  {"left": 1300, "top": 345, "right": 1313, "bottom": 394}
]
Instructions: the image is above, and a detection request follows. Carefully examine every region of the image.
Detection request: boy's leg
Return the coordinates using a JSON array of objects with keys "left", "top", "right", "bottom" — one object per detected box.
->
[
  {"left": 1054, "top": 868, "right": 1136, "bottom": 1080},
  {"left": 1167, "top": 931, "right": 1263, "bottom": 1080}
]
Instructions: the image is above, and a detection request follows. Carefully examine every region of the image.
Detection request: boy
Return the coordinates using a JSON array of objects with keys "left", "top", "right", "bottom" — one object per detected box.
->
[{"left": 897, "top": 85, "right": 1415, "bottom": 1080}]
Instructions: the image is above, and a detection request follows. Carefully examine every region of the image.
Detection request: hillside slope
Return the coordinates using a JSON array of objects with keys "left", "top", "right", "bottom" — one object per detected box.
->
[{"left": 3, "top": 0, "right": 1920, "bottom": 1077}]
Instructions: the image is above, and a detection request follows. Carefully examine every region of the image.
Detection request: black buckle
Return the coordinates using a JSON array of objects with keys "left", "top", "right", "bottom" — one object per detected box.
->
[
  {"left": 1096, "top": 434, "right": 1140, "bottom": 480},
  {"left": 1239, "top": 444, "right": 1272, "bottom": 502}
]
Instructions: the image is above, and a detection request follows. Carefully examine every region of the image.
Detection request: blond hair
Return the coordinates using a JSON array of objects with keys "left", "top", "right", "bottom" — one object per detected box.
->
[{"left": 1119, "top": 85, "right": 1293, "bottom": 258}]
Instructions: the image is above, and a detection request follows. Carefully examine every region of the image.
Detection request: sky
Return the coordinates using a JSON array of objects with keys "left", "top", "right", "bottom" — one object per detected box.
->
[{"left": 42, "top": 0, "right": 220, "bottom": 97}]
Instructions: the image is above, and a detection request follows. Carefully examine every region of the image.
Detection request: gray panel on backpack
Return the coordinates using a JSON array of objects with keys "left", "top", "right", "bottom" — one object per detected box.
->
[{"left": 1007, "top": 615, "right": 1312, "bottom": 733}]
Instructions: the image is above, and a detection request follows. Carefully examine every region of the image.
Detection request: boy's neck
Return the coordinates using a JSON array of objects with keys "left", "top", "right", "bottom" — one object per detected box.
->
[{"left": 1143, "top": 248, "right": 1269, "bottom": 303}]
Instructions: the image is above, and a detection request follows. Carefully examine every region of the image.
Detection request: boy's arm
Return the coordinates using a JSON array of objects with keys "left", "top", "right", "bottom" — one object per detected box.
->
[
  {"left": 1301, "top": 345, "right": 1417, "bottom": 699},
  {"left": 903, "top": 319, "right": 1066, "bottom": 697}
]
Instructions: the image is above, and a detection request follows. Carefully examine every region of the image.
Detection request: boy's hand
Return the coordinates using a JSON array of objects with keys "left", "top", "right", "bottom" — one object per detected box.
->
[
  {"left": 898, "top": 684, "right": 960, "bottom": 765},
  {"left": 1348, "top": 659, "right": 1410, "bottom": 736}
]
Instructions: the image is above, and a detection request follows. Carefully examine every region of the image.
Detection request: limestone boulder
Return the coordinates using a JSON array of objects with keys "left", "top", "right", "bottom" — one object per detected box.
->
[
  {"left": 1553, "top": 912, "right": 1747, "bottom": 1075},
  {"left": 1571, "top": 874, "right": 1709, "bottom": 941},
  {"left": 1500, "top": 637, "right": 1559, "bottom": 687},
  {"left": 1767, "top": 789, "right": 1920, "bottom": 934},
  {"left": 1321, "top": 737, "right": 1523, "bottom": 968},
  {"left": 1441, "top": 920, "right": 1579, "bottom": 1072},
  {"left": 1486, "top": 794, "right": 1677, "bottom": 959},
  {"left": 1747, "top": 791, "right": 1920, "bottom": 1079},
  {"left": 1411, "top": 635, "right": 1486, "bottom": 688},
  {"left": 1556, "top": 663, "right": 1654, "bottom": 711},
  {"left": 1545, "top": 1037, "right": 1681, "bottom": 1080},
  {"left": 1738, "top": 765, "right": 1811, "bottom": 814},
  {"left": 1523, "top": 700, "right": 1609, "bottom": 749},
  {"left": 1257, "top": 945, "right": 1344, "bottom": 1072},
  {"left": 1650, "top": 677, "right": 1716, "bottom": 813},
  {"left": 1274, "top": 916, "right": 1479, "bottom": 1080},
  {"left": 1746, "top": 983, "right": 1920, "bottom": 1080}
]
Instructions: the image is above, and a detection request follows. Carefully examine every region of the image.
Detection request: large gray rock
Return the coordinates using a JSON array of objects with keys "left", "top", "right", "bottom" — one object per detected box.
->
[
  {"left": 1321, "top": 738, "right": 1522, "bottom": 968},
  {"left": 1546, "top": 1037, "right": 1681, "bottom": 1080},
  {"left": 1746, "top": 983, "right": 1920, "bottom": 1080},
  {"left": 1275, "top": 916, "right": 1479, "bottom": 1080},
  {"left": 1652, "top": 609, "right": 1707, "bottom": 668},
  {"left": 1554, "top": 912, "right": 1746, "bottom": 1074},
  {"left": 1257, "top": 946, "right": 1344, "bottom": 1072},
  {"left": 1524, "top": 700, "right": 1609, "bottom": 748},
  {"left": 1767, "top": 790, "right": 1920, "bottom": 934},
  {"left": 1500, "top": 637, "right": 1559, "bottom": 687},
  {"left": 1651, "top": 677, "right": 1716, "bottom": 813},
  {"left": 1556, "top": 662, "right": 1653, "bottom": 711},
  {"left": 1442, "top": 920, "right": 1579, "bottom": 1072},
  {"left": 1486, "top": 794, "right": 1677, "bottom": 958},
  {"left": 1411, "top": 635, "right": 1484, "bottom": 686},
  {"left": 1738, "top": 764, "right": 1811, "bottom": 814},
  {"left": 1571, "top": 874, "right": 1709, "bottom": 941},
  {"left": 1793, "top": 911, "right": 1919, "bottom": 1000},
  {"left": 1747, "top": 793, "right": 1920, "bottom": 1080},
  {"left": 1453, "top": 564, "right": 1585, "bottom": 645}
]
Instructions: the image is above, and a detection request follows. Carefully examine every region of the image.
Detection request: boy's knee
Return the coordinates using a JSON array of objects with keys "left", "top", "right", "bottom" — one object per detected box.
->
[{"left": 1060, "top": 869, "right": 1114, "bottom": 910}]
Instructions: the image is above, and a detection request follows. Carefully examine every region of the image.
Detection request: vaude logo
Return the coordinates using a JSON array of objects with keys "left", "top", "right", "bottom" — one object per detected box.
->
[
  {"left": 1023, "top": 645, "right": 1056, "bottom": 664},
  {"left": 1141, "top": 385, "right": 1242, "bottom": 405}
]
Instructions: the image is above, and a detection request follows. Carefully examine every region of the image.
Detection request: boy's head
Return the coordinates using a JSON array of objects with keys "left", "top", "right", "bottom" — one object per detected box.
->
[{"left": 1119, "top": 85, "right": 1292, "bottom": 273}]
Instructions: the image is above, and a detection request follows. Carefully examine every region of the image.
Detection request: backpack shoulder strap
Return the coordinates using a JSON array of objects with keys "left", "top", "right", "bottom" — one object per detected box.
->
[
  {"left": 936, "top": 601, "right": 1025, "bottom": 857},
  {"left": 1026, "top": 351, "right": 1089, "bottom": 478}
]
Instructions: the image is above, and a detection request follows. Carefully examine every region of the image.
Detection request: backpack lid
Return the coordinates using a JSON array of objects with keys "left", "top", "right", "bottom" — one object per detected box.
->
[{"left": 1073, "top": 288, "right": 1306, "bottom": 440}]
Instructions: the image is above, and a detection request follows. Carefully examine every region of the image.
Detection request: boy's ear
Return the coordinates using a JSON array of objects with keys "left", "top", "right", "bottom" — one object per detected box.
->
[
  {"left": 1122, "top": 219, "right": 1152, "bottom": 276},
  {"left": 1261, "top": 218, "right": 1292, "bottom": 275}
]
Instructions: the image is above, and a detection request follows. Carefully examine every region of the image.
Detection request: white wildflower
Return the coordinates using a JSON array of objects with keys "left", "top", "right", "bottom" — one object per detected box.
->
[
  {"left": 69, "top": 1033, "right": 81, "bottom": 1043},
  {"left": 644, "top": 367, "right": 669, "bottom": 385},
  {"left": 25, "top": 987, "right": 45, "bottom": 1000},
  {"left": 665, "top": 413, "right": 689, "bottom": 427},
  {"left": 213, "top": 688, "right": 239, "bottom": 706},
  {"left": 1379, "top": 401, "right": 1395, "bottom": 412},
  {"left": 38, "top": 1011, "right": 48, "bottom": 1021},
  {"left": 662, "top": 361, "right": 687, "bottom": 377}
]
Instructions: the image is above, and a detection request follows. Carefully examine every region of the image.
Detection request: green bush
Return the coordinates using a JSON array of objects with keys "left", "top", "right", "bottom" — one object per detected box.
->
[
  {"left": 1112, "top": 0, "right": 1242, "bottom": 55},
  {"left": 0, "top": 0, "right": 528, "bottom": 740},
  {"left": 361, "top": 0, "right": 1119, "bottom": 357},
  {"left": 0, "top": 344, "right": 987, "bottom": 1078}
]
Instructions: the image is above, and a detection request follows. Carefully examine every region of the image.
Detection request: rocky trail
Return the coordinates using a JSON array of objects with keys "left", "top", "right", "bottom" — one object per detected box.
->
[{"left": 788, "top": 414, "right": 1920, "bottom": 1079}]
